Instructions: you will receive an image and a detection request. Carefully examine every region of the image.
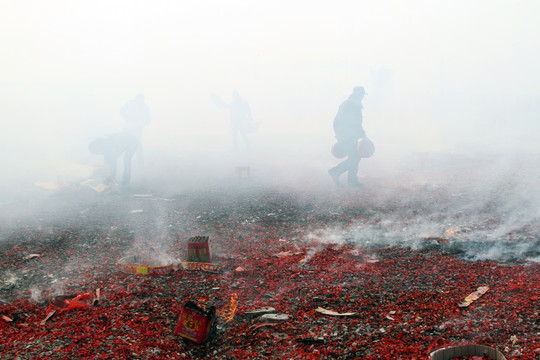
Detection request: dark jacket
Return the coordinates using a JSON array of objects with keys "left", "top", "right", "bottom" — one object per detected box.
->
[{"left": 333, "top": 97, "right": 365, "bottom": 142}]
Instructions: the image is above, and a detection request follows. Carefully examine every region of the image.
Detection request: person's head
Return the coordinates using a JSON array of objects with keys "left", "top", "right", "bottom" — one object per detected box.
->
[
  {"left": 88, "top": 138, "right": 105, "bottom": 155},
  {"left": 135, "top": 93, "right": 145, "bottom": 102},
  {"left": 351, "top": 86, "right": 366, "bottom": 101},
  {"left": 232, "top": 91, "right": 240, "bottom": 100}
]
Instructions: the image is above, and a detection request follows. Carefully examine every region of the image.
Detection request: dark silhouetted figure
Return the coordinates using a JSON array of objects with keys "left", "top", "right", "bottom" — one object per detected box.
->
[
  {"left": 328, "top": 86, "right": 367, "bottom": 187},
  {"left": 88, "top": 132, "right": 140, "bottom": 185},
  {"left": 214, "top": 91, "right": 252, "bottom": 150},
  {"left": 120, "top": 93, "right": 151, "bottom": 164}
]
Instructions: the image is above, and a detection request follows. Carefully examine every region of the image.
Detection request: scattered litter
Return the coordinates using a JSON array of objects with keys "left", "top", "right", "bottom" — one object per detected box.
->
[
  {"left": 245, "top": 307, "right": 276, "bottom": 315},
  {"left": 249, "top": 322, "right": 278, "bottom": 333},
  {"left": 423, "top": 236, "right": 450, "bottom": 245},
  {"left": 430, "top": 344, "right": 506, "bottom": 360},
  {"left": 40, "top": 310, "right": 56, "bottom": 325},
  {"left": 315, "top": 307, "right": 358, "bottom": 317},
  {"left": 23, "top": 254, "right": 41, "bottom": 261},
  {"left": 130, "top": 209, "right": 144, "bottom": 214},
  {"left": 51, "top": 292, "right": 95, "bottom": 311},
  {"left": 1, "top": 314, "right": 13, "bottom": 322},
  {"left": 256, "top": 313, "right": 289, "bottom": 322},
  {"left": 42, "top": 289, "right": 100, "bottom": 325},
  {"left": 118, "top": 255, "right": 172, "bottom": 275},
  {"left": 80, "top": 180, "right": 113, "bottom": 193},
  {"left": 133, "top": 194, "right": 153, "bottom": 197},
  {"left": 274, "top": 251, "right": 293, "bottom": 258},
  {"left": 92, "top": 288, "right": 101, "bottom": 306},
  {"left": 510, "top": 335, "right": 518, "bottom": 346},
  {"left": 174, "top": 300, "right": 215, "bottom": 344},
  {"left": 458, "top": 286, "right": 489, "bottom": 308},
  {"left": 386, "top": 315, "right": 395, "bottom": 321}
]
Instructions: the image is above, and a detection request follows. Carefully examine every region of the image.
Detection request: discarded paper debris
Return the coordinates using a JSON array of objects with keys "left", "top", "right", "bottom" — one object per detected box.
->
[
  {"left": 42, "top": 289, "right": 100, "bottom": 325},
  {"left": 430, "top": 344, "right": 506, "bottom": 360},
  {"left": 1, "top": 314, "right": 13, "bottom": 322},
  {"left": 250, "top": 323, "right": 278, "bottom": 333},
  {"left": 458, "top": 286, "right": 489, "bottom": 308},
  {"left": 257, "top": 313, "right": 289, "bottom": 322},
  {"left": 40, "top": 310, "right": 56, "bottom": 325},
  {"left": 92, "top": 288, "right": 101, "bottom": 306},
  {"left": 315, "top": 307, "right": 358, "bottom": 317},
  {"left": 274, "top": 251, "right": 294, "bottom": 258},
  {"left": 244, "top": 306, "right": 276, "bottom": 315}
]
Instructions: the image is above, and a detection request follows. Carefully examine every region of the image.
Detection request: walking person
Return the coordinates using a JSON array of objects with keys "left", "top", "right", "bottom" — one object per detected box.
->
[
  {"left": 120, "top": 93, "right": 151, "bottom": 164},
  {"left": 328, "top": 86, "right": 367, "bottom": 187},
  {"left": 213, "top": 91, "right": 253, "bottom": 150}
]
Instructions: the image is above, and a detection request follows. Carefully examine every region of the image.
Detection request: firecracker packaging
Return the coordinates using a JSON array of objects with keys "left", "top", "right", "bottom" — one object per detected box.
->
[
  {"left": 117, "top": 255, "right": 172, "bottom": 275},
  {"left": 430, "top": 344, "right": 506, "bottom": 360},
  {"left": 174, "top": 301, "right": 215, "bottom": 344},
  {"left": 182, "top": 261, "right": 220, "bottom": 272},
  {"left": 235, "top": 166, "right": 250, "bottom": 178},
  {"left": 187, "top": 236, "right": 211, "bottom": 262}
]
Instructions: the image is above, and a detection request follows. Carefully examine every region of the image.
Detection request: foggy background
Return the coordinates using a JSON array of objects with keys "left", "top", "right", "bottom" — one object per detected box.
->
[{"left": 1, "top": 0, "right": 539, "bottom": 193}]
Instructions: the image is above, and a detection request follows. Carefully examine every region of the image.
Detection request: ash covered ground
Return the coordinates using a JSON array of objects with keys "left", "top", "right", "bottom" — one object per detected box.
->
[{"left": 0, "top": 151, "right": 539, "bottom": 359}]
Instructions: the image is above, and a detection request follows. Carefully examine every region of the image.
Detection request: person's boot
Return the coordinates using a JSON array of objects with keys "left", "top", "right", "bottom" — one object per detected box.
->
[
  {"left": 328, "top": 168, "right": 340, "bottom": 185},
  {"left": 347, "top": 175, "right": 362, "bottom": 188}
]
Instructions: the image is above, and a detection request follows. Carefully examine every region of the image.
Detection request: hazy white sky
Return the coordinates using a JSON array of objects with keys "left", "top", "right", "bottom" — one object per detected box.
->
[{"left": 1, "top": 0, "right": 539, "bottom": 178}]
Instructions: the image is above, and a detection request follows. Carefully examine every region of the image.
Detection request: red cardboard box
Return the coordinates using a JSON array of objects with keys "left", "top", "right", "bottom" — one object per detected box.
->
[
  {"left": 174, "top": 301, "right": 215, "bottom": 344},
  {"left": 187, "top": 236, "right": 211, "bottom": 262}
]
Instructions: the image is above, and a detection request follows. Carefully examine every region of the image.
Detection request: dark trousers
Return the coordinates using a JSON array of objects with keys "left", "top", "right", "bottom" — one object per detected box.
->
[{"left": 330, "top": 139, "right": 360, "bottom": 183}]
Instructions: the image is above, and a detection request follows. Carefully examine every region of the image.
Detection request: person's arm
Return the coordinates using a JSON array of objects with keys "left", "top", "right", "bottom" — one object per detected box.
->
[
  {"left": 104, "top": 153, "right": 118, "bottom": 184},
  {"left": 212, "top": 94, "right": 229, "bottom": 109},
  {"left": 245, "top": 102, "right": 253, "bottom": 122}
]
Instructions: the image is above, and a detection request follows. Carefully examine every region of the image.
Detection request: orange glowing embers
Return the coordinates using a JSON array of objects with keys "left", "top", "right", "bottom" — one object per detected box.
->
[
  {"left": 174, "top": 301, "right": 216, "bottom": 344},
  {"left": 216, "top": 293, "right": 239, "bottom": 323},
  {"left": 117, "top": 255, "right": 172, "bottom": 275}
]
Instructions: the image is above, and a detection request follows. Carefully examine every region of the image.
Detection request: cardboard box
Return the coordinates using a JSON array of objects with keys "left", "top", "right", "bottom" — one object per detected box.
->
[
  {"left": 187, "top": 236, "right": 211, "bottom": 262},
  {"left": 174, "top": 301, "right": 215, "bottom": 344},
  {"left": 430, "top": 344, "right": 506, "bottom": 360},
  {"left": 117, "top": 255, "right": 172, "bottom": 275},
  {"left": 235, "top": 166, "right": 250, "bottom": 178}
]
